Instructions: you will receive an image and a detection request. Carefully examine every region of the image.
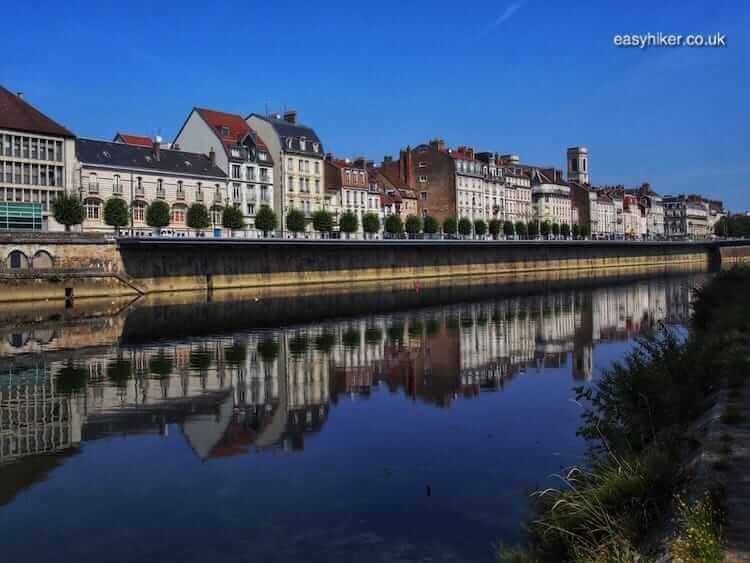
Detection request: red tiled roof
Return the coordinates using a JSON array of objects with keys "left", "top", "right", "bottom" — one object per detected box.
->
[
  {"left": 0, "top": 86, "right": 74, "bottom": 138},
  {"left": 115, "top": 133, "right": 153, "bottom": 147}
]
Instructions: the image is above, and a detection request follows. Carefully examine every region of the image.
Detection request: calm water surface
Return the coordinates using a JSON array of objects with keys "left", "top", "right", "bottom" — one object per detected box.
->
[{"left": 0, "top": 272, "right": 704, "bottom": 562}]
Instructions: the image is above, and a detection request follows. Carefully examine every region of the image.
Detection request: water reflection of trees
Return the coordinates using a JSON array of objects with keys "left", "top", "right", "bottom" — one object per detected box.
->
[{"left": 1, "top": 275, "right": 701, "bottom": 469}]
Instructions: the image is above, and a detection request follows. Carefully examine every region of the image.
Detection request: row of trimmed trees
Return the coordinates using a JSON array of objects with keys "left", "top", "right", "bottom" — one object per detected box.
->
[{"left": 51, "top": 193, "right": 593, "bottom": 239}]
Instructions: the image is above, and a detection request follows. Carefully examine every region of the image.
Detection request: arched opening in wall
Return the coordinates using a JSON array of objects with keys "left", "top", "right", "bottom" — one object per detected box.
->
[
  {"left": 7, "top": 332, "right": 30, "bottom": 348},
  {"left": 33, "top": 250, "right": 54, "bottom": 269},
  {"left": 7, "top": 250, "right": 30, "bottom": 270}
]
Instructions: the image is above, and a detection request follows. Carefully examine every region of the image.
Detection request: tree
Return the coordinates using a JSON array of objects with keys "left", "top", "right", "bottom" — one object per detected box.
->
[
  {"left": 312, "top": 209, "right": 333, "bottom": 236},
  {"left": 572, "top": 223, "right": 581, "bottom": 239},
  {"left": 187, "top": 203, "right": 210, "bottom": 232},
  {"left": 474, "top": 219, "right": 487, "bottom": 238},
  {"left": 423, "top": 215, "right": 439, "bottom": 235},
  {"left": 52, "top": 192, "right": 84, "bottom": 232},
  {"left": 222, "top": 206, "right": 245, "bottom": 232},
  {"left": 443, "top": 217, "right": 458, "bottom": 237},
  {"left": 103, "top": 197, "right": 129, "bottom": 235},
  {"left": 458, "top": 217, "right": 473, "bottom": 237},
  {"left": 515, "top": 221, "right": 527, "bottom": 239},
  {"left": 540, "top": 220, "right": 551, "bottom": 238},
  {"left": 528, "top": 221, "right": 539, "bottom": 239},
  {"left": 551, "top": 222, "right": 560, "bottom": 238},
  {"left": 255, "top": 205, "right": 277, "bottom": 236},
  {"left": 362, "top": 212, "right": 380, "bottom": 238},
  {"left": 488, "top": 219, "right": 502, "bottom": 239},
  {"left": 560, "top": 223, "right": 571, "bottom": 238},
  {"left": 286, "top": 208, "right": 306, "bottom": 236},
  {"left": 146, "top": 200, "right": 170, "bottom": 229},
  {"left": 580, "top": 223, "right": 591, "bottom": 239},
  {"left": 385, "top": 214, "right": 403, "bottom": 237},
  {"left": 503, "top": 220, "right": 514, "bottom": 238},
  {"left": 405, "top": 214, "right": 422, "bottom": 237},
  {"left": 339, "top": 211, "right": 359, "bottom": 237}
]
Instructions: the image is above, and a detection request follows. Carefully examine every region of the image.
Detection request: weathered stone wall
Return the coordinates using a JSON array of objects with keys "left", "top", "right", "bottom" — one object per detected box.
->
[{"left": 1, "top": 235, "right": 748, "bottom": 303}]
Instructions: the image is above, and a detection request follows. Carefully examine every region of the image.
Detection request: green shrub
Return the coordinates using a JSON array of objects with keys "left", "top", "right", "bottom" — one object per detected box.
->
[
  {"left": 146, "top": 200, "right": 171, "bottom": 228},
  {"left": 52, "top": 192, "right": 84, "bottom": 231},
  {"left": 255, "top": 205, "right": 277, "bottom": 235}
]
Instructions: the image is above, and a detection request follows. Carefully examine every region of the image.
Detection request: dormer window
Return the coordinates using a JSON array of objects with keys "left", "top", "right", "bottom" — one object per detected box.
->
[
  {"left": 300, "top": 137, "right": 307, "bottom": 150},
  {"left": 313, "top": 142, "right": 319, "bottom": 153},
  {"left": 286, "top": 137, "right": 293, "bottom": 149},
  {"left": 221, "top": 126, "right": 230, "bottom": 137},
  {"left": 258, "top": 151, "right": 267, "bottom": 161}
]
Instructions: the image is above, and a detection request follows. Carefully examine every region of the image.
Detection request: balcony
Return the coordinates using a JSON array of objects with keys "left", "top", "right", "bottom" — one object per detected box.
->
[
  {"left": 213, "top": 192, "right": 223, "bottom": 204},
  {"left": 176, "top": 190, "right": 185, "bottom": 201},
  {"left": 88, "top": 182, "right": 99, "bottom": 194},
  {"left": 195, "top": 191, "right": 204, "bottom": 202},
  {"left": 156, "top": 189, "right": 166, "bottom": 199}
]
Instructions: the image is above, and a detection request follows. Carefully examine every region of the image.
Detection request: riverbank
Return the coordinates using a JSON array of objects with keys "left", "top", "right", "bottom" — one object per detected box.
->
[
  {"left": 501, "top": 266, "right": 750, "bottom": 562},
  {"left": 2, "top": 235, "right": 750, "bottom": 301}
]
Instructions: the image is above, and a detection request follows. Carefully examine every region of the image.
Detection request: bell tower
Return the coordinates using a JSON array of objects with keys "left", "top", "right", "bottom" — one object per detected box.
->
[{"left": 567, "top": 146, "right": 589, "bottom": 185}]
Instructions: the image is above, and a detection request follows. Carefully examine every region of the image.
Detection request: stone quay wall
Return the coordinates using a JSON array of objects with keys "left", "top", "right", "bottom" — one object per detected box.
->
[{"left": 1, "top": 235, "right": 749, "bottom": 302}]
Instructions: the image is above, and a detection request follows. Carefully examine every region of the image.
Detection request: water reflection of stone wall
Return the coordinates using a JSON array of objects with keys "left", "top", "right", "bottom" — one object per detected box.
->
[{"left": 0, "top": 274, "right": 703, "bottom": 469}]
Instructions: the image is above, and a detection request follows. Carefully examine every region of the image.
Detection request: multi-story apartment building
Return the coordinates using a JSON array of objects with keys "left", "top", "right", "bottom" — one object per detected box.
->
[
  {"left": 636, "top": 184, "right": 664, "bottom": 239},
  {"left": 247, "top": 111, "right": 325, "bottom": 234},
  {"left": 173, "top": 108, "right": 274, "bottom": 233},
  {"left": 0, "top": 86, "right": 77, "bottom": 231},
  {"left": 387, "top": 140, "right": 455, "bottom": 223},
  {"left": 325, "top": 155, "right": 369, "bottom": 233},
  {"left": 497, "top": 155, "right": 533, "bottom": 224},
  {"left": 475, "top": 152, "right": 505, "bottom": 221},
  {"left": 530, "top": 168, "right": 572, "bottom": 228},
  {"left": 622, "top": 193, "right": 642, "bottom": 238},
  {"left": 377, "top": 156, "right": 418, "bottom": 221},
  {"left": 451, "top": 146, "right": 487, "bottom": 222},
  {"left": 75, "top": 138, "right": 227, "bottom": 234},
  {"left": 663, "top": 194, "right": 710, "bottom": 238}
]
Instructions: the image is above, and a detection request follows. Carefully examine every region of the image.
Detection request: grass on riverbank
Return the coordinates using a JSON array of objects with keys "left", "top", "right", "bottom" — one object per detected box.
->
[{"left": 499, "top": 267, "right": 750, "bottom": 562}]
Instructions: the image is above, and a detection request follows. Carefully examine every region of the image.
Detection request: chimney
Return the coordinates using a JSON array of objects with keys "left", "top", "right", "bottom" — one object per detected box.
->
[
  {"left": 16, "top": 92, "right": 23, "bottom": 99},
  {"left": 429, "top": 138, "right": 446, "bottom": 152},
  {"left": 383, "top": 155, "right": 393, "bottom": 163},
  {"left": 283, "top": 110, "right": 298, "bottom": 125},
  {"left": 353, "top": 156, "right": 366, "bottom": 168},
  {"left": 153, "top": 135, "right": 162, "bottom": 162},
  {"left": 405, "top": 147, "right": 414, "bottom": 186},
  {"left": 325, "top": 152, "right": 333, "bottom": 163},
  {"left": 209, "top": 147, "right": 216, "bottom": 165}
]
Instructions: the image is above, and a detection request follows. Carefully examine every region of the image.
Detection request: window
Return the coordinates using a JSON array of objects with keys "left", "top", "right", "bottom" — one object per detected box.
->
[
  {"left": 171, "top": 206, "right": 186, "bottom": 224},
  {"left": 247, "top": 166, "right": 256, "bottom": 181},
  {"left": 258, "top": 151, "right": 267, "bottom": 161},
  {"left": 259, "top": 168, "right": 268, "bottom": 181},
  {"left": 315, "top": 179, "right": 320, "bottom": 193},
  {"left": 232, "top": 164, "right": 241, "bottom": 179},
  {"left": 22, "top": 138, "right": 29, "bottom": 158},
  {"left": 314, "top": 162, "right": 319, "bottom": 174},
  {"left": 287, "top": 157, "right": 293, "bottom": 170},
  {"left": 418, "top": 161, "right": 427, "bottom": 168},
  {"left": 210, "top": 207, "right": 222, "bottom": 225},
  {"left": 113, "top": 174, "right": 122, "bottom": 194},
  {"left": 418, "top": 175, "right": 428, "bottom": 183},
  {"left": 313, "top": 143, "right": 319, "bottom": 153},
  {"left": 84, "top": 198, "right": 101, "bottom": 220},
  {"left": 233, "top": 183, "right": 241, "bottom": 201},
  {"left": 196, "top": 182, "right": 203, "bottom": 201},
  {"left": 136, "top": 176, "right": 143, "bottom": 194},
  {"left": 133, "top": 201, "right": 145, "bottom": 221},
  {"left": 421, "top": 191, "right": 428, "bottom": 201},
  {"left": 221, "top": 126, "right": 230, "bottom": 137},
  {"left": 288, "top": 175, "right": 294, "bottom": 191},
  {"left": 156, "top": 179, "right": 165, "bottom": 198},
  {"left": 300, "top": 137, "right": 306, "bottom": 151},
  {"left": 298, "top": 160, "right": 303, "bottom": 172},
  {"left": 176, "top": 180, "right": 184, "bottom": 198}
]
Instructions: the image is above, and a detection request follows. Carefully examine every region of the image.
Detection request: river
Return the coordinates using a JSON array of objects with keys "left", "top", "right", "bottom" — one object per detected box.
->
[{"left": 0, "top": 269, "right": 707, "bottom": 562}]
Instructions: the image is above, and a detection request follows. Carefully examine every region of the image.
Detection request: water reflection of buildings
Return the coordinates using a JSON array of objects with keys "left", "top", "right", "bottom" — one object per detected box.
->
[{"left": 0, "top": 275, "right": 700, "bottom": 468}]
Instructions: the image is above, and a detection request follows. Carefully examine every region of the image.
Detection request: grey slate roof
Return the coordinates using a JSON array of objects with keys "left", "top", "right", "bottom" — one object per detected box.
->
[
  {"left": 76, "top": 138, "right": 227, "bottom": 179},
  {"left": 248, "top": 113, "right": 324, "bottom": 156}
]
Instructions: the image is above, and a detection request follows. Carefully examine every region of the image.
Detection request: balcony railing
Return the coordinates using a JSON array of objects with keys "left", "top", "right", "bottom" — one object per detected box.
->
[
  {"left": 88, "top": 182, "right": 99, "bottom": 194},
  {"left": 176, "top": 190, "right": 185, "bottom": 200},
  {"left": 156, "top": 189, "right": 166, "bottom": 199},
  {"left": 195, "top": 191, "right": 204, "bottom": 202}
]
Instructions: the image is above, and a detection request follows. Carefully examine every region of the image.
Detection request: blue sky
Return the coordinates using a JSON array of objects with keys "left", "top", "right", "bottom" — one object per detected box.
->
[{"left": 3, "top": 0, "right": 749, "bottom": 209}]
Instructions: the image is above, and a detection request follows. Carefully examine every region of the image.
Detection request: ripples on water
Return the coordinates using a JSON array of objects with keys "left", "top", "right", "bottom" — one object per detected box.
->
[{"left": 0, "top": 271, "right": 705, "bottom": 562}]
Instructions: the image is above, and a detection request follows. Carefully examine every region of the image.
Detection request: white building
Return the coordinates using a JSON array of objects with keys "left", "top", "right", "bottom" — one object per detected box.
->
[
  {"left": 451, "top": 146, "right": 487, "bottom": 223},
  {"left": 174, "top": 108, "right": 274, "bottom": 234},
  {"left": 531, "top": 168, "right": 572, "bottom": 229},
  {"left": 0, "top": 86, "right": 77, "bottom": 231},
  {"left": 75, "top": 138, "right": 228, "bottom": 235},
  {"left": 247, "top": 111, "right": 325, "bottom": 235}
]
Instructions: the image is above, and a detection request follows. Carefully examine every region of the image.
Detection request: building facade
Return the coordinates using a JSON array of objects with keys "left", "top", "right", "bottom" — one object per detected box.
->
[
  {"left": 173, "top": 108, "right": 274, "bottom": 233},
  {"left": 247, "top": 111, "right": 325, "bottom": 234},
  {"left": 0, "top": 87, "right": 77, "bottom": 231},
  {"left": 451, "top": 146, "right": 487, "bottom": 223},
  {"left": 75, "top": 138, "right": 227, "bottom": 234},
  {"left": 324, "top": 155, "right": 370, "bottom": 233},
  {"left": 663, "top": 194, "right": 710, "bottom": 238},
  {"left": 531, "top": 168, "right": 572, "bottom": 229}
]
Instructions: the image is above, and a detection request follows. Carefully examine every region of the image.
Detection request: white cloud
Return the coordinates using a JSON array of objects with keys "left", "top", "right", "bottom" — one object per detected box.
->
[{"left": 478, "top": 1, "right": 525, "bottom": 38}]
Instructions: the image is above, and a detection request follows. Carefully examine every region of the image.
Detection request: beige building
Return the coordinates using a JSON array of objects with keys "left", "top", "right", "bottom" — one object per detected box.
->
[
  {"left": 498, "top": 155, "right": 532, "bottom": 224},
  {"left": 0, "top": 86, "right": 77, "bottom": 231},
  {"left": 75, "top": 138, "right": 227, "bottom": 234},
  {"left": 530, "top": 168, "right": 572, "bottom": 229},
  {"left": 247, "top": 111, "right": 325, "bottom": 235}
]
